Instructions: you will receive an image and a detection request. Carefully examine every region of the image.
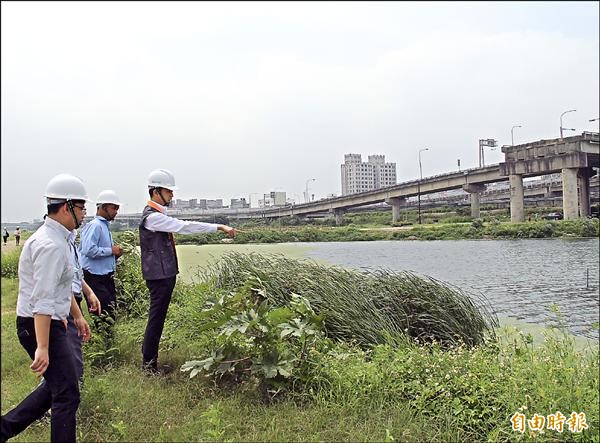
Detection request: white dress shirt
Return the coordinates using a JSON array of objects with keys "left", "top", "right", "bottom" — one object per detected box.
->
[
  {"left": 145, "top": 202, "right": 218, "bottom": 234},
  {"left": 16, "top": 217, "right": 74, "bottom": 320}
]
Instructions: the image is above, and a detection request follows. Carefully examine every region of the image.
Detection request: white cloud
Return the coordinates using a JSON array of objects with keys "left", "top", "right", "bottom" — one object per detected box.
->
[{"left": 2, "top": 1, "right": 598, "bottom": 222}]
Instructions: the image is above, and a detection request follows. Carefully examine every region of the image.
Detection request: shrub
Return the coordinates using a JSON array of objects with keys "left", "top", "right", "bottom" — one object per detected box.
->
[
  {"left": 204, "top": 253, "right": 497, "bottom": 348},
  {"left": 113, "top": 231, "right": 149, "bottom": 319},
  {"left": 181, "top": 277, "right": 326, "bottom": 402},
  {"left": 1, "top": 248, "right": 20, "bottom": 278}
]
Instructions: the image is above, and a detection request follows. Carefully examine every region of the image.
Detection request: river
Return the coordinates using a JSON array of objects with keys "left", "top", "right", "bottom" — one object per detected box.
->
[
  {"left": 177, "top": 238, "right": 599, "bottom": 340},
  {"left": 303, "top": 238, "right": 600, "bottom": 340}
]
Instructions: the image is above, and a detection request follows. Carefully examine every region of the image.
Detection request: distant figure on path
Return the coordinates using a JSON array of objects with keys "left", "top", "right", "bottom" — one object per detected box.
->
[
  {"left": 2, "top": 227, "right": 8, "bottom": 245},
  {"left": 14, "top": 227, "right": 21, "bottom": 246}
]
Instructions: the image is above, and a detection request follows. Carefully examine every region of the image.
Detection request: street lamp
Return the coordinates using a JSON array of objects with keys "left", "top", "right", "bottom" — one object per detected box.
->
[
  {"left": 417, "top": 148, "right": 429, "bottom": 225},
  {"left": 511, "top": 125, "right": 522, "bottom": 146},
  {"left": 560, "top": 109, "right": 576, "bottom": 139},
  {"left": 305, "top": 178, "right": 316, "bottom": 203}
]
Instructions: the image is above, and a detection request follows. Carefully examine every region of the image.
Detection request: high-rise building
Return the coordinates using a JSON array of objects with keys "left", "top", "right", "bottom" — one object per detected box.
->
[
  {"left": 341, "top": 154, "right": 396, "bottom": 195},
  {"left": 263, "top": 191, "right": 286, "bottom": 206},
  {"left": 230, "top": 198, "right": 249, "bottom": 209}
]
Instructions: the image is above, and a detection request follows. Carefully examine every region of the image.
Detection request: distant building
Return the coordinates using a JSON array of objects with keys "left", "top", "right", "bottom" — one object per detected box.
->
[
  {"left": 230, "top": 198, "right": 249, "bottom": 209},
  {"left": 341, "top": 154, "right": 396, "bottom": 195},
  {"left": 263, "top": 191, "right": 286, "bottom": 207},
  {"left": 199, "top": 199, "right": 224, "bottom": 209},
  {"left": 258, "top": 197, "right": 273, "bottom": 208}
]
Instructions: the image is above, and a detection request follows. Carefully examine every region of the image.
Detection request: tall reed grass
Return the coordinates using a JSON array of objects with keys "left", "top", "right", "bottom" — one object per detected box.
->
[{"left": 204, "top": 253, "right": 498, "bottom": 347}]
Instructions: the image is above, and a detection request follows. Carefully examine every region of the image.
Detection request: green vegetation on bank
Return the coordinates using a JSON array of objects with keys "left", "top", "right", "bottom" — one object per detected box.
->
[
  {"left": 2, "top": 241, "right": 599, "bottom": 442},
  {"left": 158, "top": 218, "right": 599, "bottom": 246}
]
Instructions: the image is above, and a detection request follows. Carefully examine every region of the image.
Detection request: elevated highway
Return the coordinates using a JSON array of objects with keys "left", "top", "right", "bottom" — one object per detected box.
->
[{"left": 108, "top": 132, "right": 598, "bottom": 226}]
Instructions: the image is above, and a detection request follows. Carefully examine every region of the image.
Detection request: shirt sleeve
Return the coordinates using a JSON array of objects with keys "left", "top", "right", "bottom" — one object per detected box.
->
[
  {"left": 80, "top": 221, "right": 112, "bottom": 258},
  {"left": 30, "top": 241, "right": 65, "bottom": 317},
  {"left": 145, "top": 212, "right": 218, "bottom": 234}
]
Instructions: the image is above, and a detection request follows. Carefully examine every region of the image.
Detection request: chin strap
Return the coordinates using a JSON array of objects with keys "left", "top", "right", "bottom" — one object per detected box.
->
[
  {"left": 150, "top": 188, "right": 170, "bottom": 208},
  {"left": 66, "top": 201, "right": 81, "bottom": 229},
  {"left": 158, "top": 189, "right": 171, "bottom": 207}
]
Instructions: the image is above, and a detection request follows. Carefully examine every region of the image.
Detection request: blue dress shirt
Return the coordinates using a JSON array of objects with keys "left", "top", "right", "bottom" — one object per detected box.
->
[{"left": 80, "top": 216, "right": 116, "bottom": 275}]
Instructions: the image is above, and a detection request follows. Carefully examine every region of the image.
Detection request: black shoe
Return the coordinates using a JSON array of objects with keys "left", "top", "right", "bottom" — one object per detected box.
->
[{"left": 141, "top": 362, "right": 159, "bottom": 376}]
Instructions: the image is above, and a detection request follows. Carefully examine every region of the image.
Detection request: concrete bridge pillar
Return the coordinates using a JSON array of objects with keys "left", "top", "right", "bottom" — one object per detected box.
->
[
  {"left": 562, "top": 168, "right": 579, "bottom": 220},
  {"left": 509, "top": 174, "right": 525, "bottom": 222},
  {"left": 385, "top": 197, "right": 406, "bottom": 222},
  {"left": 329, "top": 208, "right": 345, "bottom": 226},
  {"left": 577, "top": 168, "right": 595, "bottom": 217},
  {"left": 462, "top": 184, "right": 486, "bottom": 218}
]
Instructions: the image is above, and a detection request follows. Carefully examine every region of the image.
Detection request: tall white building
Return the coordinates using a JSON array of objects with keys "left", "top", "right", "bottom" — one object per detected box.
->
[
  {"left": 259, "top": 191, "right": 287, "bottom": 207},
  {"left": 341, "top": 154, "right": 396, "bottom": 195}
]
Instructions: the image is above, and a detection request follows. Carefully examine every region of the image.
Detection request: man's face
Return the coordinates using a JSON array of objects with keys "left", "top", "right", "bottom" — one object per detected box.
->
[
  {"left": 68, "top": 201, "right": 87, "bottom": 229},
  {"left": 102, "top": 204, "right": 120, "bottom": 221},
  {"left": 154, "top": 188, "right": 174, "bottom": 205},
  {"left": 163, "top": 189, "right": 174, "bottom": 204}
]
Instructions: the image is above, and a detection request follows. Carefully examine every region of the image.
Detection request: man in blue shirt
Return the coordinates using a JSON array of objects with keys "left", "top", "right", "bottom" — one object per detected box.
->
[{"left": 80, "top": 190, "right": 123, "bottom": 324}]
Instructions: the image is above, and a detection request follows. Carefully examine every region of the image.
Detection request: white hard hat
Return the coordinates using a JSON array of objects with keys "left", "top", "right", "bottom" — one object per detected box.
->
[
  {"left": 44, "top": 173, "right": 89, "bottom": 202},
  {"left": 95, "top": 190, "right": 121, "bottom": 205},
  {"left": 147, "top": 169, "right": 178, "bottom": 191}
]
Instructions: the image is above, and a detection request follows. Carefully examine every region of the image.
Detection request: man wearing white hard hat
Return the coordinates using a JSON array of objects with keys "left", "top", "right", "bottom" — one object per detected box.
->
[
  {"left": 139, "top": 169, "right": 236, "bottom": 374},
  {"left": 80, "top": 190, "right": 123, "bottom": 326},
  {"left": 1, "top": 174, "right": 92, "bottom": 443}
]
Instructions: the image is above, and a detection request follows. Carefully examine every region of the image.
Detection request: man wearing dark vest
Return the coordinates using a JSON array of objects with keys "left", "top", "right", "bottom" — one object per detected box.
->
[{"left": 139, "top": 168, "right": 236, "bottom": 374}]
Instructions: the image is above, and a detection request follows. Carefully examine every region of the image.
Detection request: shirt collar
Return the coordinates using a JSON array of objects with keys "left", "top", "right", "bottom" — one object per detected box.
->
[
  {"left": 44, "top": 216, "right": 71, "bottom": 241},
  {"left": 94, "top": 215, "right": 109, "bottom": 223},
  {"left": 147, "top": 200, "right": 167, "bottom": 214}
]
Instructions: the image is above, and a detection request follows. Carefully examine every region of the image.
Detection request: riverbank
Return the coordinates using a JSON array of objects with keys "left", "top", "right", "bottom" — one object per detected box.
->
[
  {"left": 2, "top": 261, "right": 598, "bottom": 441},
  {"left": 167, "top": 218, "right": 599, "bottom": 245}
]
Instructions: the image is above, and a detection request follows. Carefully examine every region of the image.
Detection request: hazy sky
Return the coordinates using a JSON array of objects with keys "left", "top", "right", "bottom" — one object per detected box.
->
[{"left": 2, "top": 1, "right": 599, "bottom": 222}]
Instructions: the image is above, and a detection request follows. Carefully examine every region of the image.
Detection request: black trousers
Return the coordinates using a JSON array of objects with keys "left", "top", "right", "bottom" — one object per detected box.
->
[
  {"left": 1, "top": 317, "right": 80, "bottom": 442},
  {"left": 83, "top": 270, "right": 116, "bottom": 321},
  {"left": 141, "top": 277, "right": 177, "bottom": 369}
]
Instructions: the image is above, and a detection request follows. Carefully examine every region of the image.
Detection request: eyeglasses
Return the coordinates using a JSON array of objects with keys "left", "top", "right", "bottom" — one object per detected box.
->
[{"left": 73, "top": 204, "right": 87, "bottom": 212}]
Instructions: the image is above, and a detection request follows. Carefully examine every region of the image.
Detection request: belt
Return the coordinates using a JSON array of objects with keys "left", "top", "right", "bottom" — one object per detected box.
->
[
  {"left": 83, "top": 270, "right": 115, "bottom": 277},
  {"left": 17, "top": 316, "right": 67, "bottom": 326}
]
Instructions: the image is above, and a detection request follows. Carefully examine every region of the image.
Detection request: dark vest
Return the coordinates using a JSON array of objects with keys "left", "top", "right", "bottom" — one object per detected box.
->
[{"left": 139, "top": 205, "right": 179, "bottom": 280}]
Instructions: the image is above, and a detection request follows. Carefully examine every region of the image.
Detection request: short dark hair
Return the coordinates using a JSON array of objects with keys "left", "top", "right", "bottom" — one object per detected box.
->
[
  {"left": 148, "top": 187, "right": 162, "bottom": 198},
  {"left": 47, "top": 202, "right": 65, "bottom": 215},
  {"left": 47, "top": 199, "right": 85, "bottom": 215}
]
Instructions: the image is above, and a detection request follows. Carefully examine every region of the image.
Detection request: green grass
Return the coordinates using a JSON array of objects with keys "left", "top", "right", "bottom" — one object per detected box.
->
[
  {"left": 176, "top": 243, "right": 314, "bottom": 283},
  {"left": 2, "top": 255, "right": 598, "bottom": 442}
]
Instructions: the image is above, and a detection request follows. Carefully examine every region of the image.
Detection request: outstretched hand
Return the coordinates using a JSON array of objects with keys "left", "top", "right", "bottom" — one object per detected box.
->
[{"left": 218, "top": 225, "right": 237, "bottom": 238}]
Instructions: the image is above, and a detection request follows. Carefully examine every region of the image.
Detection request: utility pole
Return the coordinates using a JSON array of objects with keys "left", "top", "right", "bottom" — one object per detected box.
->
[
  {"left": 418, "top": 148, "right": 429, "bottom": 224},
  {"left": 478, "top": 138, "right": 497, "bottom": 167}
]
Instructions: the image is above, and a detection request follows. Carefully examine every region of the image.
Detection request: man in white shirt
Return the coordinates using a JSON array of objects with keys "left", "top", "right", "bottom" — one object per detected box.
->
[
  {"left": 139, "top": 169, "right": 236, "bottom": 374},
  {"left": 1, "top": 174, "right": 92, "bottom": 443}
]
